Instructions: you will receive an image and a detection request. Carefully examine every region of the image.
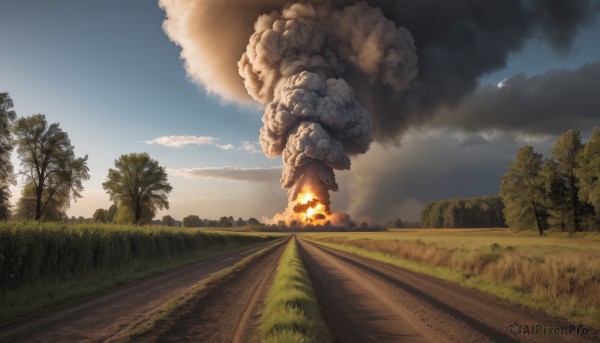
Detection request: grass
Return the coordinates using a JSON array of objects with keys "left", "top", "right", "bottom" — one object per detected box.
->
[
  {"left": 302, "top": 229, "right": 600, "bottom": 328},
  {"left": 259, "top": 237, "right": 330, "bottom": 343},
  {"left": 129, "top": 237, "right": 287, "bottom": 340},
  {"left": 0, "top": 222, "right": 278, "bottom": 322}
]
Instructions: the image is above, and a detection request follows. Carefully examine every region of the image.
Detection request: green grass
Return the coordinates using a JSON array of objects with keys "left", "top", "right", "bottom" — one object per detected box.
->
[
  {"left": 129, "top": 237, "right": 287, "bottom": 340},
  {"left": 0, "top": 221, "right": 277, "bottom": 322},
  {"left": 259, "top": 237, "right": 330, "bottom": 343},
  {"left": 302, "top": 229, "right": 600, "bottom": 329}
]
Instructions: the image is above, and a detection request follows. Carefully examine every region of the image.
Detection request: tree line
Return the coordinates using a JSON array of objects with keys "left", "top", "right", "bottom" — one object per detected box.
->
[
  {"left": 0, "top": 92, "right": 172, "bottom": 224},
  {"left": 420, "top": 196, "right": 506, "bottom": 228},
  {"left": 90, "top": 209, "right": 262, "bottom": 228},
  {"left": 500, "top": 128, "right": 600, "bottom": 234}
]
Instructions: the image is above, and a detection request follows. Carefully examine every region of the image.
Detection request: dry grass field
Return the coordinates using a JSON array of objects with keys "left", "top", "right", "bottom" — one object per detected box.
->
[{"left": 302, "top": 229, "right": 600, "bottom": 328}]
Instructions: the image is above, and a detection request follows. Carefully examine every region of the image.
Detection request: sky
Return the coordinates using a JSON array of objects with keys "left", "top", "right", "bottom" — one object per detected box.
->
[{"left": 1, "top": 0, "right": 599, "bottom": 223}]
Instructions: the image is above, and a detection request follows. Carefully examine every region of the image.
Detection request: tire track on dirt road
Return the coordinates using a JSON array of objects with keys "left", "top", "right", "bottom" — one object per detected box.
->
[
  {"left": 0, "top": 238, "right": 285, "bottom": 343},
  {"left": 298, "top": 237, "right": 598, "bottom": 343},
  {"left": 136, "top": 238, "right": 288, "bottom": 343}
]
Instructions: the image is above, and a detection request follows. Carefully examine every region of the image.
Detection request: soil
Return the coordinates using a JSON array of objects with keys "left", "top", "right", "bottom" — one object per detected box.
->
[{"left": 135, "top": 239, "right": 287, "bottom": 343}]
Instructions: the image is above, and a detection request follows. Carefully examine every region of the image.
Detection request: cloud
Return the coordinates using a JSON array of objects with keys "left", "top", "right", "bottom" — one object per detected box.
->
[
  {"left": 343, "top": 129, "right": 555, "bottom": 222},
  {"left": 168, "top": 166, "right": 282, "bottom": 183},
  {"left": 240, "top": 140, "right": 262, "bottom": 154},
  {"left": 216, "top": 143, "right": 236, "bottom": 150},
  {"left": 144, "top": 135, "right": 217, "bottom": 148},
  {"left": 144, "top": 135, "right": 263, "bottom": 153},
  {"left": 429, "top": 61, "right": 600, "bottom": 135},
  {"left": 159, "top": 0, "right": 598, "bottom": 141}
]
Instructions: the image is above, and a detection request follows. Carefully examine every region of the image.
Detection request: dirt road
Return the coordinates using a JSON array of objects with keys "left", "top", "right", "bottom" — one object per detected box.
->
[
  {"left": 298, "top": 237, "right": 598, "bottom": 343},
  {"left": 0, "top": 239, "right": 284, "bottom": 343},
  {"left": 136, "top": 237, "right": 287, "bottom": 342}
]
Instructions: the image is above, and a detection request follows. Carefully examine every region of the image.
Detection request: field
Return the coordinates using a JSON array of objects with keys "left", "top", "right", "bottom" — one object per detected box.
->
[
  {"left": 4, "top": 227, "right": 600, "bottom": 342},
  {"left": 302, "top": 228, "right": 600, "bottom": 328},
  {"left": 0, "top": 222, "right": 278, "bottom": 321}
]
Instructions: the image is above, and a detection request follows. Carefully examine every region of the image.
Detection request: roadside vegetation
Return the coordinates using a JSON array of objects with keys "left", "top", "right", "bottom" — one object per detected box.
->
[
  {"left": 0, "top": 221, "right": 276, "bottom": 321},
  {"left": 260, "top": 237, "right": 330, "bottom": 343},
  {"left": 304, "top": 229, "right": 600, "bottom": 328}
]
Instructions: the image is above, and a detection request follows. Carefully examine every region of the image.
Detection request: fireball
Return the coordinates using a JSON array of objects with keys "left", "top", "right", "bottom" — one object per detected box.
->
[{"left": 293, "top": 189, "right": 330, "bottom": 224}]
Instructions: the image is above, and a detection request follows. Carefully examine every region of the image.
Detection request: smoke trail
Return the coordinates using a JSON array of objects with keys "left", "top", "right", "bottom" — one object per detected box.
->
[{"left": 236, "top": 2, "right": 417, "bottom": 220}]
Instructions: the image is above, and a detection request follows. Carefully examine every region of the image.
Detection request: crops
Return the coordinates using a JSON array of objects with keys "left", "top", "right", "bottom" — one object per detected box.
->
[{"left": 0, "top": 222, "right": 274, "bottom": 320}]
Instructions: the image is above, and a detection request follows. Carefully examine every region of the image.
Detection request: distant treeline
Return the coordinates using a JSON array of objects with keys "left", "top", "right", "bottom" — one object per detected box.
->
[{"left": 420, "top": 196, "right": 506, "bottom": 228}]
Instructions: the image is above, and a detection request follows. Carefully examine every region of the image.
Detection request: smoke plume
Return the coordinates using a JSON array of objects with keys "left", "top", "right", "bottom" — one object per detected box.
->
[{"left": 234, "top": 1, "right": 417, "bottom": 218}]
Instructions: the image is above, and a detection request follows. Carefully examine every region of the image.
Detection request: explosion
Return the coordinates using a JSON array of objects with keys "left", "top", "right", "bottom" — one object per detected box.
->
[
  {"left": 293, "top": 189, "right": 330, "bottom": 224},
  {"left": 237, "top": 2, "right": 417, "bottom": 225}
]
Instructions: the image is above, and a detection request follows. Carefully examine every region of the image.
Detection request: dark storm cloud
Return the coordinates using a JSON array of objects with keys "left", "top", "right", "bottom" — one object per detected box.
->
[
  {"left": 346, "top": 131, "right": 554, "bottom": 222},
  {"left": 161, "top": 0, "right": 598, "bottom": 142},
  {"left": 356, "top": 0, "right": 598, "bottom": 141},
  {"left": 429, "top": 61, "right": 600, "bottom": 134}
]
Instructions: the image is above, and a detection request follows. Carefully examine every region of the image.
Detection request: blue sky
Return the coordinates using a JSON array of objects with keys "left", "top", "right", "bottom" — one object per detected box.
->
[{"left": 2, "top": 1, "right": 599, "bottom": 222}]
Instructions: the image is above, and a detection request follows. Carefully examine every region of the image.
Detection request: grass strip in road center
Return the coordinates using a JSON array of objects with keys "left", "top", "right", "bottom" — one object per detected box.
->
[
  {"left": 128, "top": 237, "right": 288, "bottom": 341},
  {"left": 259, "top": 237, "right": 330, "bottom": 343}
]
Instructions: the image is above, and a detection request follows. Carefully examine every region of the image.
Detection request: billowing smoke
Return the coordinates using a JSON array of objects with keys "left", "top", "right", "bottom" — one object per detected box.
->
[
  {"left": 235, "top": 2, "right": 417, "bottom": 220},
  {"left": 159, "top": 0, "right": 598, "bottom": 222}
]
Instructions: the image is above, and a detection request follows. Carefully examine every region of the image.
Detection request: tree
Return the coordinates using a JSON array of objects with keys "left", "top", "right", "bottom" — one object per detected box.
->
[
  {"left": 219, "top": 216, "right": 232, "bottom": 227},
  {"left": 93, "top": 208, "right": 108, "bottom": 223},
  {"left": 235, "top": 217, "right": 247, "bottom": 227},
  {"left": 14, "top": 182, "right": 67, "bottom": 221},
  {"left": 12, "top": 115, "right": 89, "bottom": 220},
  {"left": 0, "top": 185, "right": 10, "bottom": 220},
  {"left": 161, "top": 215, "right": 175, "bottom": 227},
  {"left": 106, "top": 204, "right": 117, "bottom": 223},
  {"left": 500, "top": 145, "right": 546, "bottom": 235},
  {"left": 0, "top": 93, "right": 17, "bottom": 219},
  {"left": 0, "top": 93, "right": 16, "bottom": 183},
  {"left": 549, "top": 129, "right": 585, "bottom": 232},
  {"left": 102, "top": 153, "right": 172, "bottom": 225},
  {"left": 576, "top": 128, "right": 600, "bottom": 212},
  {"left": 182, "top": 215, "right": 203, "bottom": 227},
  {"left": 394, "top": 218, "right": 404, "bottom": 228},
  {"left": 247, "top": 217, "right": 260, "bottom": 225}
]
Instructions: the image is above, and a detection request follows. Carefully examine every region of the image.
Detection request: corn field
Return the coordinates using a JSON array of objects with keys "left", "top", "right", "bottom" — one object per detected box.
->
[{"left": 0, "top": 222, "right": 271, "bottom": 297}]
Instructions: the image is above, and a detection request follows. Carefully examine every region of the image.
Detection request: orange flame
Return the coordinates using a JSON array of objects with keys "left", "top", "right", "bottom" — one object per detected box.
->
[{"left": 292, "top": 189, "right": 330, "bottom": 224}]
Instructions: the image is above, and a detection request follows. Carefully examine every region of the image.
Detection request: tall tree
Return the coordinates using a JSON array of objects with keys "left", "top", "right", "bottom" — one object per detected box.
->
[
  {"left": 12, "top": 114, "right": 89, "bottom": 220},
  {"left": 500, "top": 145, "right": 546, "bottom": 235},
  {"left": 0, "top": 93, "right": 17, "bottom": 219},
  {"left": 102, "top": 153, "right": 172, "bottom": 225},
  {"left": 576, "top": 128, "right": 600, "bottom": 212},
  {"left": 549, "top": 129, "right": 585, "bottom": 232}
]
